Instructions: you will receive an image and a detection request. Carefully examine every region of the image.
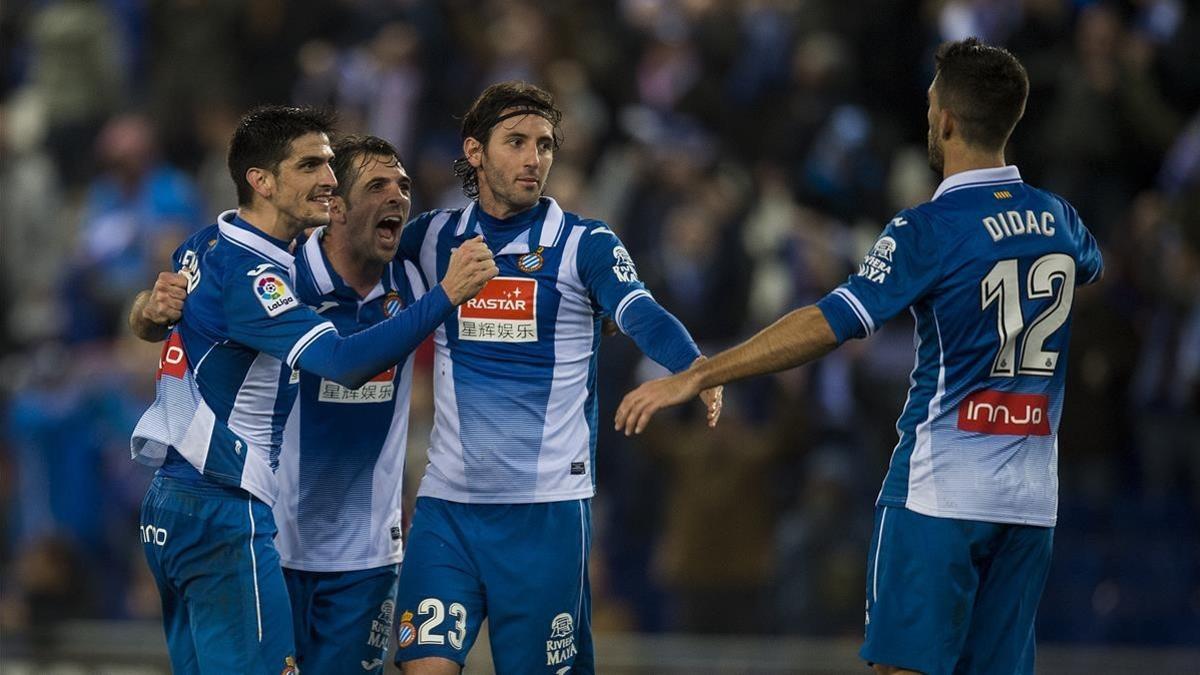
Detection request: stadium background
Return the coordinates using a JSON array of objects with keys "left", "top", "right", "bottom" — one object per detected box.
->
[{"left": 1, "top": 0, "right": 1197, "bottom": 672}]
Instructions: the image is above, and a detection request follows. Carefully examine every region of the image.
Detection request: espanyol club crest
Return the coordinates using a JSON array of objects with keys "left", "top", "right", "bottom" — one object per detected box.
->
[
  {"left": 384, "top": 291, "right": 403, "bottom": 317},
  {"left": 397, "top": 610, "right": 417, "bottom": 648},
  {"left": 517, "top": 247, "right": 544, "bottom": 273}
]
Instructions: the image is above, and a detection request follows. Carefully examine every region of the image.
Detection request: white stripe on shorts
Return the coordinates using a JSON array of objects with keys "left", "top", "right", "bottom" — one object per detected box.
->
[{"left": 248, "top": 499, "right": 263, "bottom": 641}]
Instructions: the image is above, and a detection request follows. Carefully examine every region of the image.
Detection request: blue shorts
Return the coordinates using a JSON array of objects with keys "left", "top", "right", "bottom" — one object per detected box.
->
[
  {"left": 283, "top": 564, "right": 399, "bottom": 675},
  {"left": 394, "top": 496, "right": 593, "bottom": 674},
  {"left": 861, "top": 505, "right": 1054, "bottom": 675},
  {"left": 140, "top": 475, "right": 296, "bottom": 675}
]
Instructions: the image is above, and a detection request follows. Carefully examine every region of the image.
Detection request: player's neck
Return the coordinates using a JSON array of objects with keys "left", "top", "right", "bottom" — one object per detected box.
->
[
  {"left": 478, "top": 190, "right": 539, "bottom": 222},
  {"left": 941, "top": 145, "right": 1007, "bottom": 181},
  {"left": 322, "top": 230, "right": 385, "bottom": 298},
  {"left": 237, "top": 205, "right": 303, "bottom": 244}
]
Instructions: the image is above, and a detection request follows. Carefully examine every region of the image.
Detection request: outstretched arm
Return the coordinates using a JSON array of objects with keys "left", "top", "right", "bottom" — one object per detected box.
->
[{"left": 615, "top": 305, "right": 837, "bottom": 434}]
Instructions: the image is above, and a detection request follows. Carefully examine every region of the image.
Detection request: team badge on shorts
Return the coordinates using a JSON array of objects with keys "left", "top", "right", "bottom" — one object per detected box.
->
[
  {"left": 280, "top": 655, "right": 298, "bottom": 674},
  {"left": 384, "top": 292, "right": 403, "bottom": 318},
  {"left": 517, "top": 247, "right": 544, "bottom": 273},
  {"left": 545, "top": 612, "right": 578, "bottom": 667},
  {"left": 397, "top": 610, "right": 416, "bottom": 648}
]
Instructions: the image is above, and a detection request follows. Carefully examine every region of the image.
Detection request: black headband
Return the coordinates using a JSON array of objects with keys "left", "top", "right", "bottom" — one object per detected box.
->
[{"left": 478, "top": 107, "right": 555, "bottom": 135}]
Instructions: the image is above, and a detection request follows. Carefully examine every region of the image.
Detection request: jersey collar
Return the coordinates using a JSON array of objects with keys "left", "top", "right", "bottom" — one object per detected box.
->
[
  {"left": 452, "top": 197, "right": 566, "bottom": 254},
  {"left": 217, "top": 210, "right": 294, "bottom": 269},
  {"left": 298, "top": 225, "right": 396, "bottom": 303},
  {"left": 932, "top": 165, "right": 1022, "bottom": 201}
]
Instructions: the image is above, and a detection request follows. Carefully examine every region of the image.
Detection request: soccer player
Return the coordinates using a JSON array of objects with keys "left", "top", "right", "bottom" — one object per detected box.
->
[
  {"left": 127, "top": 106, "right": 496, "bottom": 674},
  {"left": 392, "top": 82, "right": 721, "bottom": 674},
  {"left": 616, "top": 39, "right": 1103, "bottom": 675},
  {"left": 273, "top": 135, "right": 429, "bottom": 674}
]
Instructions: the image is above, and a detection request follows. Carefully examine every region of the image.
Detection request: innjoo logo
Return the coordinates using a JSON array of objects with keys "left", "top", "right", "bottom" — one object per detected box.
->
[{"left": 957, "top": 390, "right": 1050, "bottom": 436}]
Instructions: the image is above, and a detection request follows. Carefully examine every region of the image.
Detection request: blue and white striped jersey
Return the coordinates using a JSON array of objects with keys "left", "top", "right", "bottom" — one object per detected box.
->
[
  {"left": 131, "top": 211, "right": 335, "bottom": 506},
  {"left": 274, "top": 229, "right": 431, "bottom": 571},
  {"left": 817, "top": 166, "right": 1103, "bottom": 526},
  {"left": 401, "top": 197, "right": 697, "bottom": 504}
]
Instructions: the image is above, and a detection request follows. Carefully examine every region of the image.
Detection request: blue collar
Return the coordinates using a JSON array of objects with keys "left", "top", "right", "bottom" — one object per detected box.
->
[
  {"left": 216, "top": 210, "right": 294, "bottom": 268},
  {"left": 932, "top": 166, "right": 1023, "bottom": 201},
  {"left": 298, "top": 226, "right": 397, "bottom": 303},
  {"left": 452, "top": 197, "right": 566, "bottom": 255}
]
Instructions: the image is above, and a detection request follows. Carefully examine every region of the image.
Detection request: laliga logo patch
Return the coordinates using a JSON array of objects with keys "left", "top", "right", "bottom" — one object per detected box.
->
[
  {"left": 254, "top": 271, "right": 298, "bottom": 317},
  {"left": 518, "top": 247, "right": 545, "bottom": 273},
  {"left": 258, "top": 275, "right": 284, "bottom": 300},
  {"left": 384, "top": 292, "right": 403, "bottom": 318},
  {"left": 397, "top": 611, "right": 416, "bottom": 648}
]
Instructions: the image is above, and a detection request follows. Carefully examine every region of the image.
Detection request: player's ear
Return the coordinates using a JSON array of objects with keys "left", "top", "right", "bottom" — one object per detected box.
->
[
  {"left": 329, "top": 195, "right": 347, "bottom": 224},
  {"left": 246, "top": 167, "right": 274, "bottom": 200},
  {"left": 940, "top": 109, "right": 955, "bottom": 141},
  {"left": 463, "top": 137, "right": 483, "bottom": 169}
]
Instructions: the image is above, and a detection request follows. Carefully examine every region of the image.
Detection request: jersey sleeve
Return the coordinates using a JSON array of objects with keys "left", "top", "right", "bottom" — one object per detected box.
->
[
  {"left": 1064, "top": 200, "right": 1103, "bottom": 285},
  {"left": 577, "top": 222, "right": 651, "bottom": 329},
  {"left": 578, "top": 222, "right": 700, "bottom": 372},
  {"left": 222, "top": 259, "right": 335, "bottom": 368},
  {"left": 816, "top": 209, "right": 942, "bottom": 344}
]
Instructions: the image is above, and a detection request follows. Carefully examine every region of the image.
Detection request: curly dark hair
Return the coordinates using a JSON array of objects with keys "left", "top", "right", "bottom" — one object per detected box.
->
[
  {"left": 330, "top": 135, "right": 402, "bottom": 209},
  {"left": 228, "top": 105, "right": 337, "bottom": 206},
  {"left": 452, "top": 81, "right": 563, "bottom": 199},
  {"left": 933, "top": 38, "right": 1029, "bottom": 151}
]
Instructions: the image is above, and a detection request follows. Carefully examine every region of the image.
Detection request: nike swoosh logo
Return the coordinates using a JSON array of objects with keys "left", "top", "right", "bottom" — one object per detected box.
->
[
  {"left": 314, "top": 301, "right": 339, "bottom": 314},
  {"left": 361, "top": 658, "right": 383, "bottom": 670}
]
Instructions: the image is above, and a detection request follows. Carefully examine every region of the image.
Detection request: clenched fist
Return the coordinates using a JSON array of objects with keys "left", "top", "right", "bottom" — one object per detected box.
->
[
  {"left": 143, "top": 271, "right": 189, "bottom": 325},
  {"left": 441, "top": 235, "right": 499, "bottom": 305}
]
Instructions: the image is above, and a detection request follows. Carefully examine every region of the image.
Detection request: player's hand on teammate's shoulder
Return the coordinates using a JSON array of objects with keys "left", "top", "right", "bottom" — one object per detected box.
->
[
  {"left": 441, "top": 235, "right": 499, "bottom": 305},
  {"left": 144, "top": 271, "right": 190, "bottom": 325}
]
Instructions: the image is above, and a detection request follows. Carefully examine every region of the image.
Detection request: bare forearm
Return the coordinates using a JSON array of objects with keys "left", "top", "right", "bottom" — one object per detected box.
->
[
  {"left": 129, "top": 290, "right": 170, "bottom": 342},
  {"left": 691, "top": 305, "right": 838, "bottom": 390}
]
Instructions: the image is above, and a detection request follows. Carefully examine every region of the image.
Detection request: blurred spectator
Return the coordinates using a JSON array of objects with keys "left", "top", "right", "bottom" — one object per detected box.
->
[
  {"left": 20, "top": 0, "right": 126, "bottom": 187},
  {"left": 67, "top": 114, "right": 204, "bottom": 341}
]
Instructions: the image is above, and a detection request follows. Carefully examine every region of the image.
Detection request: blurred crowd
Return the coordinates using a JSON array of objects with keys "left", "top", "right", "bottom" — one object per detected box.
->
[{"left": 1, "top": 0, "right": 1197, "bottom": 647}]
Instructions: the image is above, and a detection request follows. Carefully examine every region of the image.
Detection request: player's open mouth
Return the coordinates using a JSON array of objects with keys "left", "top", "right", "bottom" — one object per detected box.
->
[
  {"left": 311, "top": 195, "right": 332, "bottom": 207},
  {"left": 376, "top": 216, "right": 403, "bottom": 244}
]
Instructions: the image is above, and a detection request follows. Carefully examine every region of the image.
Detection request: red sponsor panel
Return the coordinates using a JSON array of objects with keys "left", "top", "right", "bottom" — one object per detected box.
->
[
  {"left": 459, "top": 277, "right": 536, "bottom": 321},
  {"left": 157, "top": 332, "right": 189, "bottom": 380},
  {"left": 957, "top": 389, "right": 1050, "bottom": 436},
  {"left": 370, "top": 365, "right": 397, "bottom": 383}
]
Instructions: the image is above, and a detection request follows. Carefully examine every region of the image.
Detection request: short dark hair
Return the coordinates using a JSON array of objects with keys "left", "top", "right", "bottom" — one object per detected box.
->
[
  {"left": 227, "top": 105, "right": 338, "bottom": 206},
  {"left": 331, "top": 135, "right": 402, "bottom": 209},
  {"left": 933, "top": 38, "right": 1029, "bottom": 151},
  {"left": 453, "top": 81, "right": 563, "bottom": 198}
]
